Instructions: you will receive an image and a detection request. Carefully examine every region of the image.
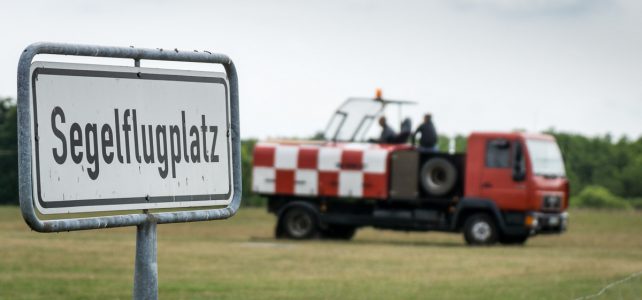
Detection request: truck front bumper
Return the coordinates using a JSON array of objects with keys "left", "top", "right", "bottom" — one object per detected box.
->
[{"left": 532, "top": 211, "right": 568, "bottom": 234}]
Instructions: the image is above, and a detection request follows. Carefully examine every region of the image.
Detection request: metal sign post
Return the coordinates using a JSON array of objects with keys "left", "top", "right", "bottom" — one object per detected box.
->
[
  {"left": 17, "top": 42, "right": 241, "bottom": 300},
  {"left": 134, "top": 217, "right": 158, "bottom": 299}
]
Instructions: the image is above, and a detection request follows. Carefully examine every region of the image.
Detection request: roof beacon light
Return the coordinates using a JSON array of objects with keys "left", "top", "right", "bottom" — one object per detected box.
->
[{"left": 375, "top": 88, "right": 382, "bottom": 100}]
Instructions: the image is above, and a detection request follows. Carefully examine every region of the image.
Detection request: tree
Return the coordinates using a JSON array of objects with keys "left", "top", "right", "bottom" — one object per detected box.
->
[
  {"left": 241, "top": 139, "right": 266, "bottom": 206},
  {"left": 0, "top": 98, "right": 17, "bottom": 204}
]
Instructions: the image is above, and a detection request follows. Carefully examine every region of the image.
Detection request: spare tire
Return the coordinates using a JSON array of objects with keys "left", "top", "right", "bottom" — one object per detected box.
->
[{"left": 420, "top": 157, "right": 457, "bottom": 196}]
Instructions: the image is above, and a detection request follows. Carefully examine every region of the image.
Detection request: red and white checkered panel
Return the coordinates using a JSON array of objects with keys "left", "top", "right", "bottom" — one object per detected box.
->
[{"left": 252, "top": 142, "right": 403, "bottom": 200}]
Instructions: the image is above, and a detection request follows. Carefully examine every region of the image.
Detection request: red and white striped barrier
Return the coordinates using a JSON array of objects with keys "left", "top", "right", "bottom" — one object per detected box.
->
[{"left": 252, "top": 142, "right": 410, "bottom": 199}]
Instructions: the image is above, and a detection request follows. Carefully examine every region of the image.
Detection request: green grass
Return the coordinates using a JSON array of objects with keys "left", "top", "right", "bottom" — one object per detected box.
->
[{"left": 1, "top": 206, "right": 641, "bottom": 299}]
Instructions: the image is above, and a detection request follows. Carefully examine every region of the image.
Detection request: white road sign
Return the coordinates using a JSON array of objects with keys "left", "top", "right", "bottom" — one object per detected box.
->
[{"left": 30, "top": 62, "right": 233, "bottom": 214}]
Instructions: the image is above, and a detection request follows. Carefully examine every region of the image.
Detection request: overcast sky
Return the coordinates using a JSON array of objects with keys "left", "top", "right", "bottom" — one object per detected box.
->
[{"left": 1, "top": 0, "right": 641, "bottom": 139}]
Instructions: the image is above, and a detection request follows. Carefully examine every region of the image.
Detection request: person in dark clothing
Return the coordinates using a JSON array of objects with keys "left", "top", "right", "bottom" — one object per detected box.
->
[
  {"left": 413, "top": 113, "right": 438, "bottom": 150},
  {"left": 392, "top": 118, "right": 412, "bottom": 144},
  {"left": 377, "top": 116, "right": 397, "bottom": 143}
]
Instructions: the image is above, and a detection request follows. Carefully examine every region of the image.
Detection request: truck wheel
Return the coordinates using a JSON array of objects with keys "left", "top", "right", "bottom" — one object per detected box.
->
[
  {"left": 420, "top": 157, "right": 457, "bottom": 196},
  {"left": 282, "top": 207, "right": 318, "bottom": 239},
  {"left": 322, "top": 225, "right": 357, "bottom": 240},
  {"left": 499, "top": 234, "right": 529, "bottom": 245},
  {"left": 463, "top": 213, "right": 498, "bottom": 245}
]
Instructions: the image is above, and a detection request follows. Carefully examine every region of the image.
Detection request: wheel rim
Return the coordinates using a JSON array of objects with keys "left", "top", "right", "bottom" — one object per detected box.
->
[
  {"left": 286, "top": 210, "right": 313, "bottom": 238},
  {"left": 430, "top": 168, "right": 446, "bottom": 186},
  {"left": 471, "top": 221, "right": 491, "bottom": 242}
]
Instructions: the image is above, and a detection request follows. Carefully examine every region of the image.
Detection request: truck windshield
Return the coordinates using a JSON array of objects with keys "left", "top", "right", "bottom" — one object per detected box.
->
[
  {"left": 526, "top": 139, "right": 566, "bottom": 177},
  {"left": 324, "top": 98, "right": 384, "bottom": 142}
]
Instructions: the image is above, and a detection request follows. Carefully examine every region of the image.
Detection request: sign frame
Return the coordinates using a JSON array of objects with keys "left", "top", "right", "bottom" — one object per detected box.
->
[
  {"left": 17, "top": 42, "right": 242, "bottom": 232},
  {"left": 30, "top": 61, "right": 233, "bottom": 214}
]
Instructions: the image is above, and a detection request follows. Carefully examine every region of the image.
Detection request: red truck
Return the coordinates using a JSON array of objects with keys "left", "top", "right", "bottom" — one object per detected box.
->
[{"left": 252, "top": 94, "right": 569, "bottom": 245}]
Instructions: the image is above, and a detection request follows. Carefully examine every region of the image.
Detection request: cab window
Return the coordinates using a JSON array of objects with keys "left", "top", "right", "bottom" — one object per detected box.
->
[{"left": 486, "top": 139, "right": 511, "bottom": 168}]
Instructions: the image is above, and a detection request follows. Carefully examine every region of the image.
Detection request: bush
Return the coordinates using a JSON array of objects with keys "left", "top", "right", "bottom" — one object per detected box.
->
[
  {"left": 571, "top": 185, "right": 632, "bottom": 210},
  {"left": 628, "top": 198, "right": 642, "bottom": 210}
]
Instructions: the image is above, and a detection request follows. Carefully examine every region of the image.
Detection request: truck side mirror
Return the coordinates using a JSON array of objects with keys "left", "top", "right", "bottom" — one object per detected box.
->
[{"left": 512, "top": 141, "right": 526, "bottom": 182}]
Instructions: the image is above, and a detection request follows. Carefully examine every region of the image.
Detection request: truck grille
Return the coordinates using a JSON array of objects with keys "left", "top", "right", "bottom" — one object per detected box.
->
[{"left": 542, "top": 195, "right": 562, "bottom": 210}]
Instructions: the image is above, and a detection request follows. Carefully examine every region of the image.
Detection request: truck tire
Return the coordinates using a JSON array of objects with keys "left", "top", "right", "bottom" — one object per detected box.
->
[
  {"left": 322, "top": 225, "right": 357, "bottom": 240},
  {"left": 463, "top": 213, "right": 498, "bottom": 245},
  {"left": 420, "top": 157, "right": 457, "bottom": 196},
  {"left": 499, "top": 234, "right": 529, "bottom": 245},
  {"left": 281, "top": 207, "right": 318, "bottom": 239}
]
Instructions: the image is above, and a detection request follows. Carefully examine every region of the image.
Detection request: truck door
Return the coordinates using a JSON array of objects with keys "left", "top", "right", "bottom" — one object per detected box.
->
[{"left": 479, "top": 138, "right": 528, "bottom": 211}]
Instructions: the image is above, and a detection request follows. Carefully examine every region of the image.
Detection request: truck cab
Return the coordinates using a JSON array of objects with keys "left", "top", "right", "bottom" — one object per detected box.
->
[
  {"left": 465, "top": 132, "right": 569, "bottom": 233},
  {"left": 252, "top": 94, "right": 568, "bottom": 245}
]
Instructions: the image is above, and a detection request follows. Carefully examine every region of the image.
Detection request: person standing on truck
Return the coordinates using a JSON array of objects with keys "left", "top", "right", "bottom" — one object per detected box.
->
[
  {"left": 413, "top": 113, "right": 438, "bottom": 150},
  {"left": 377, "top": 116, "right": 397, "bottom": 143}
]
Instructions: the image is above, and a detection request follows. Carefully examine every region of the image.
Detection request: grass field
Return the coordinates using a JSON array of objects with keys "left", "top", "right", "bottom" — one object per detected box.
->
[{"left": 1, "top": 206, "right": 641, "bottom": 299}]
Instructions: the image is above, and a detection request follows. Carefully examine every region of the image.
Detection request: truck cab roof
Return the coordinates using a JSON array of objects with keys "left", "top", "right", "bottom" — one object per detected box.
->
[{"left": 469, "top": 131, "right": 555, "bottom": 142}]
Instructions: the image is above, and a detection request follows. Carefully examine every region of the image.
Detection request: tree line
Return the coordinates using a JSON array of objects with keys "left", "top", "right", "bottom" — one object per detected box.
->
[{"left": 1, "top": 98, "right": 640, "bottom": 209}]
